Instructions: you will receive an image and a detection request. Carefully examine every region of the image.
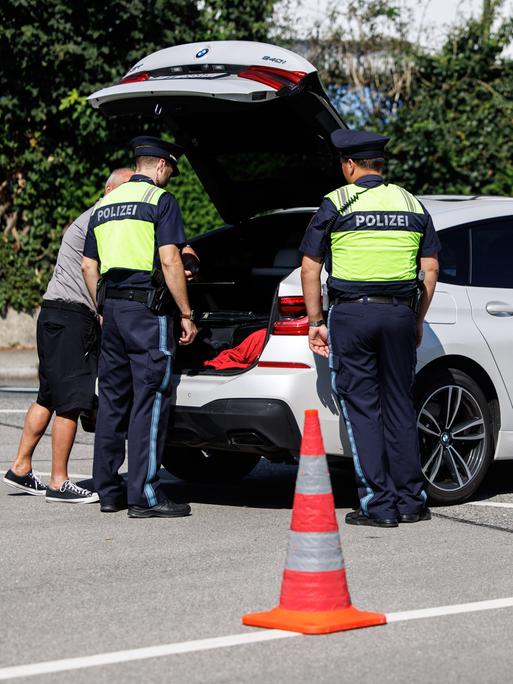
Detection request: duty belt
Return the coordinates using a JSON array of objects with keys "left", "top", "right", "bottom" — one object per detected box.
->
[
  {"left": 105, "top": 288, "right": 153, "bottom": 304},
  {"left": 331, "top": 295, "right": 416, "bottom": 308}
]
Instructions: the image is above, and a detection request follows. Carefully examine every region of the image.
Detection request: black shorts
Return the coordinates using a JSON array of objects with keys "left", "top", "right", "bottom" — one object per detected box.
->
[{"left": 36, "top": 301, "right": 99, "bottom": 415}]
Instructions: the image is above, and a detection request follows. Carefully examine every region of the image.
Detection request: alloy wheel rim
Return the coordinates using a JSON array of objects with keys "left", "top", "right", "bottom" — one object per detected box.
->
[{"left": 417, "top": 384, "right": 487, "bottom": 493}]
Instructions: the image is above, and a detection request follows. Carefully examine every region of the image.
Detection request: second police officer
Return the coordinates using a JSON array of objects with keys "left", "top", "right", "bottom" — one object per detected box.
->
[
  {"left": 82, "top": 136, "right": 197, "bottom": 518},
  {"left": 300, "top": 130, "right": 440, "bottom": 528}
]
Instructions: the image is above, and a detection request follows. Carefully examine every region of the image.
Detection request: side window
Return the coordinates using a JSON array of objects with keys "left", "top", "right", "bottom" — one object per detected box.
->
[
  {"left": 437, "top": 227, "right": 470, "bottom": 285},
  {"left": 471, "top": 220, "right": 513, "bottom": 288}
]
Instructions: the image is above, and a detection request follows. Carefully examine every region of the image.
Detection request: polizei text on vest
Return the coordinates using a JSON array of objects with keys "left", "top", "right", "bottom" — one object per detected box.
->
[
  {"left": 96, "top": 204, "right": 138, "bottom": 221},
  {"left": 355, "top": 214, "right": 410, "bottom": 228}
]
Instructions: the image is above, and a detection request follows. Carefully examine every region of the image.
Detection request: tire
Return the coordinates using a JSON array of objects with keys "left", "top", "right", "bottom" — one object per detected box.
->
[
  {"left": 162, "top": 446, "right": 261, "bottom": 483},
  {"left": 415, "top": 368, "right": 495, "bottom": 505}
]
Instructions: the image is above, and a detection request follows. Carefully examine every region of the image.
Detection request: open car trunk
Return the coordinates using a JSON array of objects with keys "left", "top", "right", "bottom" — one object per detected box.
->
[
  {"left": 174, "top": 210, "right": 314, "bottom": 374},
  {"left": 88, "top": 42, "right": 345, "bottom": 371}
]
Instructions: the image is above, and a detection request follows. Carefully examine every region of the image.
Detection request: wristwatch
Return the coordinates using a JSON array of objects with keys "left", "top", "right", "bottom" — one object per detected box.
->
[
  {"left": 309, "top": 319, "right": 325, "bottom": 327},
  {"left": 180, "top": 310, "right": 194, "bottom": 321}
]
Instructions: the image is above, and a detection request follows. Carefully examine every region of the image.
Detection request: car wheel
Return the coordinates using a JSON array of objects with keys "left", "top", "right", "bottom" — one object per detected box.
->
[
  {"left": 162, "top": 447, "right": 261, "bottom": 483},
  {"left": 415, "top": 368, "right": 494, "bottom": 505}
]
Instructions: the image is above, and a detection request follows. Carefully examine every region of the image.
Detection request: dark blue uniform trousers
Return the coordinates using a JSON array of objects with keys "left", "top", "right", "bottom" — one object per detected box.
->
[
  {"left": 93, "top": 299, "right": 173, "bottom": 507},
  {"left": 328, "top": 301, "right": 426, "bottom": 519}
]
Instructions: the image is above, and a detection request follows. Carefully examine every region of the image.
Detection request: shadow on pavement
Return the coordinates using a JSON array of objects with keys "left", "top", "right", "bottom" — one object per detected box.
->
[
  {"left": 157, "top": 454, "right": 513, "bottom": 511},
  {"left": 156, "top": 459, "right": 358, "bottom": 510},
  {"left": 77, "top": 454, "right": 513, "bottom": 511}
]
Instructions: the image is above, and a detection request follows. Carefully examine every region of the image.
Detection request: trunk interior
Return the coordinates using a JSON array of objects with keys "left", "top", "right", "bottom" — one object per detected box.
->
[{"left": 174, "top": 210, "right": 314, "bottom": 374}]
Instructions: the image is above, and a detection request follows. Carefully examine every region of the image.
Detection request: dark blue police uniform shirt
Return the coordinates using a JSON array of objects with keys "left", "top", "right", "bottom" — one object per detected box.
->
[
  {"left": 83, "top": 174, "right": 186, "bottom": 288},
  {"left": 299, "top": 174, "right": 441, "bottom": 263}
]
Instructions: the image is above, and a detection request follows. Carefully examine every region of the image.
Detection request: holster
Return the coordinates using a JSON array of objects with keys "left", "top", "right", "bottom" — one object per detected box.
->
[
  {"left": 413, "top": 270, "right": 426, "bottom": 315},
  {"left": 412, "top": 287, "right": 422, "bottom": 315},
  {"left": 147, "top": 269, "right": 172, "bottom": 314},
  {"left": 96, "top": 278, "right": 106, "bottom": 315}
]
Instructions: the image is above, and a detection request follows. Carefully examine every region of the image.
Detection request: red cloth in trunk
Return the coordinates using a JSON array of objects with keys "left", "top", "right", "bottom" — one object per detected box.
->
[{"left": 203, "top": 328, "right": 267, "bottom": 370}]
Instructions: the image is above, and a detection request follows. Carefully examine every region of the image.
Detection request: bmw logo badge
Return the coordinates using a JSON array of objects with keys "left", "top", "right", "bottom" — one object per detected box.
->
[{"left": 196, "top": 48, "right": 209, "bottom": 58}]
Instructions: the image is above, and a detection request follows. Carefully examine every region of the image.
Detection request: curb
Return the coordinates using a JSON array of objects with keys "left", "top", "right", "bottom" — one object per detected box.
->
[{"left": 0, "top": 367, "right": 38, "bottom": 381}]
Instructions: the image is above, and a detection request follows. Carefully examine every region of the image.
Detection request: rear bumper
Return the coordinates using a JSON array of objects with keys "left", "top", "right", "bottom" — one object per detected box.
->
[{"left": 167, "top": 398, "right": 301, "bottom": 457}]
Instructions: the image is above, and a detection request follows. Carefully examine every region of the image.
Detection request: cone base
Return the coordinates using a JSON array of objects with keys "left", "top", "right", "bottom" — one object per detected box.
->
[{"left": 242, "top": 605, "right": 386, "bottom": 634}]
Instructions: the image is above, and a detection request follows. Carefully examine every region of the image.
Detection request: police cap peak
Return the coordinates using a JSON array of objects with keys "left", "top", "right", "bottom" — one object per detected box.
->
[
  {"left": 129, "top": 136, "right": 185, "bottom": 177},
  {"left": 330, "top": 129, "right": 390, "bottom": 160}
]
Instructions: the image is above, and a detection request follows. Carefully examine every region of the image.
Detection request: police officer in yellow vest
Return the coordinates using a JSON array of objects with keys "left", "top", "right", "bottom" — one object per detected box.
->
[
  {"left": 82, "top": 136, "right": 197, "bottom": 518},
  {"left": 300, "top": 130, "right": 440, "bottom": 527}
]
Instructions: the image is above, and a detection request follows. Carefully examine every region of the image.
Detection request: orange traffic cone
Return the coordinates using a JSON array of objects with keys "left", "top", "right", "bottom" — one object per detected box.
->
[{"left": 243, "top": 409, "right": 386, "bottom": 634}]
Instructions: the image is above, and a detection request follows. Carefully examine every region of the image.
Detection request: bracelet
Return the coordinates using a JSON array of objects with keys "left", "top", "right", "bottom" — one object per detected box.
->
[{"left": 309, "top": 319, "right": 325, "bottom": 327}]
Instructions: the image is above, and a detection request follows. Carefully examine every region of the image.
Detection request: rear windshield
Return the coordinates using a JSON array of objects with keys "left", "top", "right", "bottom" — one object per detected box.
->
[
  {"left": 176, "top": 95, "right": 339, "bottom": 219},
  {"left": 216, "top": 149, "right": 332, "bottom": 184}
]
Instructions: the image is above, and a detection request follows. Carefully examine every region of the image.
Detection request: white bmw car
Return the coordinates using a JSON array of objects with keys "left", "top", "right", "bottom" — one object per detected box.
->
[{"left": 89, "top": 41, "right": 513, "bottom": 505}]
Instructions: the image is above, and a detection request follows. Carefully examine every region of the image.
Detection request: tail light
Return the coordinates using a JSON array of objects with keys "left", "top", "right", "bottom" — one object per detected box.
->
[
  {"left": 272, "top": 296, "right": 309, "bottom": 336},
  {"left": 118, "top": 71, "right": 150, "bottom": 85},
  {"left": 278, "top": 296, "right": 306, "bottom": 315},
  {"left": 258, "top": 361, "right": 310, "bottom": 369},
  {"left": 238, "top": 66, "right": 307, "bottom": 91}
]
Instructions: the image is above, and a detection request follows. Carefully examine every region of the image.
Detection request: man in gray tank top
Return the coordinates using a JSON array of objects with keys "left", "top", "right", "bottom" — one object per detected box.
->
[
  {"left": 3, "top": 168, "right": 133, "bottom": 503},
  {"left": 44, "top": 208, "right": 96, "bottom": 311}
]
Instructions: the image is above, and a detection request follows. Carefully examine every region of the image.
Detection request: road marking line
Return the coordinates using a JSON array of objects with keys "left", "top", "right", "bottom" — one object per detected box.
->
[
  {"left": 0, "top": 631, "right": 299, "bottom": 680},
  {"left": 0, "top": 410, "right": 28, "bottom": 413},
  {"left": 465, "top": 501, "right": 513, "bottom": 509},
  {"left": 1, "top": 597, "right": 513, "bottom": 679},
  {"left": 386, "top": 596, "right": 513, "bottom": 622}
]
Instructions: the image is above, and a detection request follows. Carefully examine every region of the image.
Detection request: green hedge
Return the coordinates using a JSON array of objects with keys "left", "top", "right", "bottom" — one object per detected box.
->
[
  {"left": 386, "top": 17, "right": 513, "bottom": 195},
  {"left": 0, "top": 0, "right": 272, "bottom": 312}
]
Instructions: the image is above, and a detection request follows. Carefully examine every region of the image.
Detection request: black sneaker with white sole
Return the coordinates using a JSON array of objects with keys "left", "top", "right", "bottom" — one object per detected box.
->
[
  {"left": 46, "top": 480, "right": 99, "bottom": 504},
  {"left": 3, "top": 469, "right": 47, "bottom": 495}
]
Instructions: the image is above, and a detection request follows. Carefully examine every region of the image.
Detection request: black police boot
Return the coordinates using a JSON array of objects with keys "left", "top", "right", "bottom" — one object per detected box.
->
[
  {"left": 100, "top": 491, "right": 128, "bottom": 513},
  {"left": 101, "top": 500, "right": 128, "bottom": 513},
  {"left": 127, "top": 497, "right": 191, "bottom": 518},
  {"left": 345, "top": 509, "right": 398, "bottom": 528},
  {"left": 399, "top": 508, "right": 432, "bottom": 523}
]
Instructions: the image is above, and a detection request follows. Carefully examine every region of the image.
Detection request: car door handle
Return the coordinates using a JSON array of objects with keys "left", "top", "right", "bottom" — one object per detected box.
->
[{"left": 486, "top": 301, "right": 513, "bottom": 317}]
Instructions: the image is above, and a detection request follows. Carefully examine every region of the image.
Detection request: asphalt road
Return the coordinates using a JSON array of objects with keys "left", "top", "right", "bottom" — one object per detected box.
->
[{"left": 1, "top": 389, "right": 513, "bottom": 683}]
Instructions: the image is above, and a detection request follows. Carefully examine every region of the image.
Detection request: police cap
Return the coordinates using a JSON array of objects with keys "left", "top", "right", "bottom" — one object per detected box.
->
[
  {"left": 330, "top": 129, "right": 390, "bottom": 160},
  {"left": 130, "top": 136, "right": 185, "bottom": 177}
]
